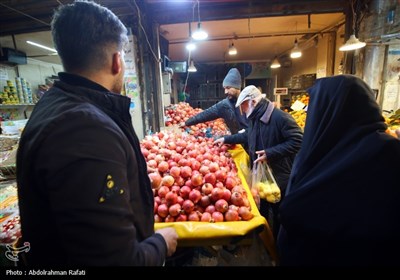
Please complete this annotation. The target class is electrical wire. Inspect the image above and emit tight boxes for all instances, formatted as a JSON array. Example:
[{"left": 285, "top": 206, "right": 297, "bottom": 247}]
[
  {"left": 130, "top": 0, "right": 161, "bottom": 62},
  {"left": 196, "top": 0, "right": 200, "bottom": 23},
  {"left": 0, "top": 3, "right": 50, "bottom": 27},
  {"left": 183, "top": 50, "right": 193, "bottom": 94},
  {"left": 182, "top": 0, "right": 198, "bottom": 94}
]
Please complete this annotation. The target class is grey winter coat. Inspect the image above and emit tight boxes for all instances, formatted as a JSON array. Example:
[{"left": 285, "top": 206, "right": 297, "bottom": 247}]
[{"left": 224, "top": 99, "right": 303, "bottom": 192}]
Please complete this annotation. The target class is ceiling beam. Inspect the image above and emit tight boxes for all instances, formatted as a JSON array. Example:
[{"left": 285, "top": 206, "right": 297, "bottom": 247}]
[
  {"left": 0, "top": 0, "right": 346, "bottom": 36},
  {"left": 147, "top": 0, "right": 347, "bottom": 25}
]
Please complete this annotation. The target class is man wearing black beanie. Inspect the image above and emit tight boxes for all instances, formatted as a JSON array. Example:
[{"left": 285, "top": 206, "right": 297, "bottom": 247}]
[{"left": 184, "top": 68, "right": 248, "bottom": 136}]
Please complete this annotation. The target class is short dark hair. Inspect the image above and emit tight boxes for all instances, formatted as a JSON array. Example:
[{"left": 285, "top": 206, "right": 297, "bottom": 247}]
[{"left": 51, "top": 0, "right": 128, "bottom": 72}]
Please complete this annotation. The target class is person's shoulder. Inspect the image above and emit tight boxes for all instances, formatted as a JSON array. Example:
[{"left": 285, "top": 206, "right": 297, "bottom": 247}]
[{"left": 218, "top": 98, "right": 235, "bottom": 107}]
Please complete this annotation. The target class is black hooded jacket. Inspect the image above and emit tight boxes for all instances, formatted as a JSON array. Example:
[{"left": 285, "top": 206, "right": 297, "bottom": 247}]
[
  {"left": 16, "top": 73, "right": 167, "bottom": 266},
  {"left": 278, "top": 75, "right": 400, "bottom": 266}
]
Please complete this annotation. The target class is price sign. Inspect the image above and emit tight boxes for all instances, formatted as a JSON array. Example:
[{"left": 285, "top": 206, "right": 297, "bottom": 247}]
[
  {"left": 274, "top": 87, "right": 288, "bottom": 95},
  {"left": 291, "top": 100, "right": 306, "bottom": 111}
]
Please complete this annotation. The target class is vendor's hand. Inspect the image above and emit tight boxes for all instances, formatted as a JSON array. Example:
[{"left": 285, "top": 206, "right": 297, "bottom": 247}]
[
  {"left": 178, "top": 122, "right": 186, "bottom": 128},
  {"left": 213, "top": 137, "right": 225, "bottom": 146},
  {"left": 254, "top": 150, "right": 267, "bottom": 164},
  {"left": 156, "top": 227, "right": 178, "bottom": 257}
]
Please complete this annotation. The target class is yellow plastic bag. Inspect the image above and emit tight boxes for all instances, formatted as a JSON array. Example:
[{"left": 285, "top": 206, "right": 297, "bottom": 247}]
[{"left": 252, "top": 162, "right": 281, "bottom": 204}]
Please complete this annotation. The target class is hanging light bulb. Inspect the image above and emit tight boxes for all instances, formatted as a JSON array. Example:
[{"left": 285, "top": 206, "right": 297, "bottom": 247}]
[
  {"left": 186, "top": 40, "right": 196, "bottom": 51},
  {"left": 191, "top": 1, "right": 208, "bottom": 40},
  {"left": 192, "top": 22, "right": 208, "bottom": 40},
  {"left": 270, "top": 56, "right": 281, "bottom": 68},
  {"left": 228, "top": 42, "right": 237, "bottom": 55},
  {"left": 339, "top": 1, "right": 366, "bottom": 51},
  {"left": 188, "top": 60, "right": 197, "bottom": 72},
  {"left": 290, "top": 38, "right": 302, "bottom": 58},
  {"left": 339, "top": 34, "right": 366, "bottom": 51}
]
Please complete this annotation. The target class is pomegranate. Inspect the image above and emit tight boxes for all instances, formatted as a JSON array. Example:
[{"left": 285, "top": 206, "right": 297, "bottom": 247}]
[
  {"left": 161, "top": 175, "right": 174, "bottom": 187},
  {"left": 177, "top": 196, "right": 184, "bottom": 206},
  {"left": 188, "top": 211, "right": 200, "bottom": 221},
  {"left": 205, "top": 205, "right": 216, "bottom": 214},
  {"left": 168, "top": 203, "right": 182, "bottom": 217},
  {"left": 199, "top": 195, "right": 211, "bottom": 208},
  {"left": 201, "top": 212, "right": 212, "bottom": 222},
  {"left": 169, "top": 166, "right": 181, "bottom": 178},
  {"left": 225, "top": 176, "right": 236, "bottom": 190},
  {"left": 176, "top": 213, "right": 187, "bottom": 222},
  {"left": 225, "top": 209, "right": 240, "bottom": 221},
  {"left": 212, "top": 211, "right": 224, "bottom": 222},
  {"left": 148, "top": 172, "right": 162, "bottom": 189},
  {"left": 180, "top": 166, "right": 192, "bottom": 178},
  {"left": 178, "top": 158, "right": 190, "bottom": 167},
  {"left": 215, "top": 199, "right": 229, "bottom": 213},
  {"left": 164, "top": 215, "right": 175, "bottom": 223},
  {"left": 199, "top": 165, "right": 209, "bottom": 175},
  {"left": 170, "top": 185, "right": 180, "bottom": 192},
  {"left": 174, "top": 176, "right": 185, "bottom": 186},
  {"left": 154, "top": 154, "right": 164, "bottom": 163},
  {"left": 201, "top": 183, "right": 213, "bottom": 195},
  {"left": 204, "top": 173, "right": 216, "bottom": 185},
  {"left": 167, "top": 142, "right": 176, "bottom": 150},
  {"left": 209, "top": 162, "right": 220, "bottom": 172},
  {"left": 147, "top": 159, "right": 158, "bottom": 169},
  {"left": 211, "top": 187, "right": 224, "bottom": 202},
  {"left": 165, "top": 191, "right": 178, "bottom": 206},
  {"left": 157, "top": 186, "right": 169, "bottom": 198},
  {"left": 191, "top": 160, "right": 201, "bottom": 171},
  {"left": 154, "top": 201, "right": 158, "bottom": 214},
  {"left": 168, "top": 160, "right": 178, "bottom": 169},
  {"left": 238, "top": 206, "right": 254, "bottom": 221},
  {"left": 189, "top": 189, "right": 201, "bottom": 204},
  {"left": 222, "top": 189, "right": 232, "bottom": 202},
  {"left": 179, "top": 185, "right": 191, "bottom": 199},
  {"left": 141, "top": 148, "right": 150, "bottom": 158},
  {"left": 157, "top": 204, "right": 169, "bottom": 218},
  {"left": 230, "top": 191, "right": 244, "bottom": 207},
  {"left": 215, "top": 170, "right": 227, "bottom": 182},
  {"left": 191, "top": 173, "right": 203, "bottom": 187},
  {"left": 182, "top": 199, "right": 195, "bottom": 214},
  {"left": 154, "top": 214, "right": 163, "bottom": 223}
]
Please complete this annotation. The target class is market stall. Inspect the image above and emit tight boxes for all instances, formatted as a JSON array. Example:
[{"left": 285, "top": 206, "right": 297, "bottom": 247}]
[
  {"left": 154, "top": 144, "right": 276, "bottom": 261},
  {"left": 147, "top": 101, "right": 278, "bottom": 263}
]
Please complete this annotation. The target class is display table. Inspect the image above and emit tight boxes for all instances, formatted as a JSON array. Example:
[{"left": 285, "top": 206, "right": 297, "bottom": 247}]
[{"left": 155, "top": 145, "right": 278, "bottom": 262}]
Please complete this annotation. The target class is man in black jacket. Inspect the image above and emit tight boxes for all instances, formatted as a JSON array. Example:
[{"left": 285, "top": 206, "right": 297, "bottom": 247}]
[
  {"left": 16, "top": 0, "right": 177, "bottom": 266},
  {"left": 184, "top": 68, "right": 248, "bottom": 135}
]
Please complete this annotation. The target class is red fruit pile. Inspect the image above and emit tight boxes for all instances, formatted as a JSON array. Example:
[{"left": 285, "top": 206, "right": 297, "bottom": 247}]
[{"left": 140, "top": 130, "right": 254, "bottom": 223}]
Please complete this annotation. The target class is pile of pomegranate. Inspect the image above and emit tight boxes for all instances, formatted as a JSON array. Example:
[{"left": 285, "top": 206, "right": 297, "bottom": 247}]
[
  {"left": 164, "top": 102, "right": 228, "bottom": 138},
  {"left": 141, "top": 130, "right": 254, "bottom": 223}
]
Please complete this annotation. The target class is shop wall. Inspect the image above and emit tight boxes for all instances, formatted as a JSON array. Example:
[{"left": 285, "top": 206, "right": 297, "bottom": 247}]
[
  {"left": 0, "top": 60, "right": 62, "bottom": 120},
  {"left": 334, "top": 24, "right": 345, "bottom": 75},
  {"left": 19, "top": 58, "right": 62, "bottom": 90},
  {"left": 0, "top": 65, "right": 18, "bottom": 90},
  {"left": 316, "top": 32, "right": 337, "bottom": 78},
  {"left": 382, "top": 45, "right": 400, "bottom": 112},
  {"left": 0, "top": 59, "right": 62, "bottom": 96},
  {"left": 278, "top": 47, "right": 318, "bottom": 88}
]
